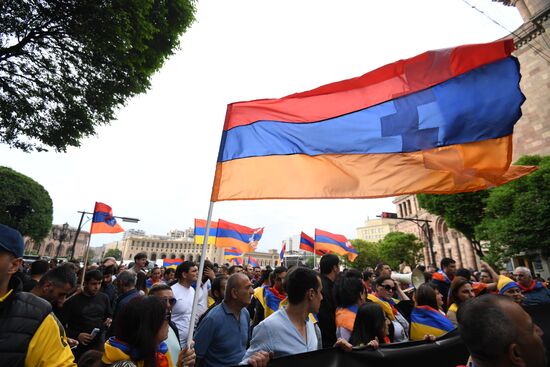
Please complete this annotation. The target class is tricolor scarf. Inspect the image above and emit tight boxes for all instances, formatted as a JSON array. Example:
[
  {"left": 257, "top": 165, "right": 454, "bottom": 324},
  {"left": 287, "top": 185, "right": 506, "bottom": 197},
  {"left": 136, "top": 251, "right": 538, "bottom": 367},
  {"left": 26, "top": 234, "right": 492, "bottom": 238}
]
[
  {"left": 102, "top": 337, "right": 172, "bottom": 367},
  {"left": 431, "top": 270, "right": 452, "bottom": 284},
  {"left": 410, "top": 305, "right": 455, "bottom": 341},
  {"left": 367, "top": 293, "right": 399, "bottom": 320},
  {"left": 255, "top": 285, "right": 287, "bottom": 318},
  {"left": 517, "top": 280, "right": 546, "bottom": 293},
  {"left": 335, "top": 305, "right": 359, "bottom": 332}
]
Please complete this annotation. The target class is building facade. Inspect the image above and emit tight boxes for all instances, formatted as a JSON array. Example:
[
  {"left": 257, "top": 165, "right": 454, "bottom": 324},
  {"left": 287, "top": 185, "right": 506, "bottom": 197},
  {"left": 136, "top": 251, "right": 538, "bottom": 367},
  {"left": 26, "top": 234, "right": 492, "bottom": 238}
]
[
  {"left": 356, "top": 217, "right": 398, "bottom": 242},
  {"left": 392, "top": 195, "right": 478, "bottom": 270},
  {"left": 24, "top": 224, "right": 90, "bottom": 260}
]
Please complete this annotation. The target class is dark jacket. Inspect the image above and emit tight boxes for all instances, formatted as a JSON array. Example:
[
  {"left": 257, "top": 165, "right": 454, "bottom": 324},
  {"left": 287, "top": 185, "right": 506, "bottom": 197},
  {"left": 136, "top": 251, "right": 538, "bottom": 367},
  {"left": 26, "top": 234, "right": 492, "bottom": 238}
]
[
  {"left": 0, "top": 276, "right": 52, "bottom": 367},
  {"left": 318, "top": 274, "right": 337, "bottom": 348},
  {"left": 523, "top": 284, "right": 550, "bottom": 306}
]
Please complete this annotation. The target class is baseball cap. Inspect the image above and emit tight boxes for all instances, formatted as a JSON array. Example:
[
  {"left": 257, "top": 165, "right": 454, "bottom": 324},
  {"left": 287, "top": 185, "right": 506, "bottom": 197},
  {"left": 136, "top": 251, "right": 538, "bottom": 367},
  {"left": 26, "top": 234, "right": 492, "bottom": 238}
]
[{"left": 0, "top": 224, "right": 24, "bottom": 258}]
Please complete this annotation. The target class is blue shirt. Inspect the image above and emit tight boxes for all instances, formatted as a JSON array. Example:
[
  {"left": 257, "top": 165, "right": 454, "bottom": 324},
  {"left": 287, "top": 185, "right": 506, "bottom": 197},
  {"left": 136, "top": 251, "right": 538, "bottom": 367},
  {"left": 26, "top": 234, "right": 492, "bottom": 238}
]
[
  {"left": 241, "top": 308, "right": 318, "bottom": 364},
  {"left": 194, "top": 301, "right": 251, "bottom": 367}
]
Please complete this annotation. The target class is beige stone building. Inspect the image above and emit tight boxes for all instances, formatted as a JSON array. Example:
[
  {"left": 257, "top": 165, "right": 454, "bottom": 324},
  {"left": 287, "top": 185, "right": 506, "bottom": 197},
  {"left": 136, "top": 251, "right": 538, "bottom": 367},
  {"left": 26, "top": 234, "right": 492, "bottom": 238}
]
[
  {"left": 496, "top": 0, "right": 550, "bottom": 160},
  {"left": 24, "top": 224, "right": 89, "bottom": 260},
  {"left": 228, "top": 249, "right": 280, "bottom": 268},
  {"left": 392, "top": 196, "right": 478, "bottom": 270},
  {"left": 356, "top": 217, "right": 398, "bottom": 242}
]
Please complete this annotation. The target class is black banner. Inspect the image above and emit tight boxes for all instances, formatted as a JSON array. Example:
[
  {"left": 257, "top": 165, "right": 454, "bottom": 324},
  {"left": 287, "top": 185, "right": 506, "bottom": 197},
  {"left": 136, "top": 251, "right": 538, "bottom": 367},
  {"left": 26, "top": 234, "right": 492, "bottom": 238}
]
[{"left": 264, "top": 304, "right": 550, "bottom": 367}]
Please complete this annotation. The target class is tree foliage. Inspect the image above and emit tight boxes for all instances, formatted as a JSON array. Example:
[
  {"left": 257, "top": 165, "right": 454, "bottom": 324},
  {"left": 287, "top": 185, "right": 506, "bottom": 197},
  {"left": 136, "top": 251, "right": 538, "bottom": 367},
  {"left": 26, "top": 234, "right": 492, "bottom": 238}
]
[
  {"left": 0, "top": 166, "right": 53, "bottom": 242},
  {"left": 476, "top": 155, "right": 550, "bottom": 260},
  {"left": 347, "top": 239, "right": 380, "bottom": 270},
  {"left": 417, "top": 191, "right": 488, "bottom": 257},
  {"left": 377, "top": 232, "right": 424, "bottom": 270},
  {"left": 104, "top": 248, "right": 123, "bottom": 261},
  {"left": 0, "top": 0, "right": 196, "bottom": 151}
]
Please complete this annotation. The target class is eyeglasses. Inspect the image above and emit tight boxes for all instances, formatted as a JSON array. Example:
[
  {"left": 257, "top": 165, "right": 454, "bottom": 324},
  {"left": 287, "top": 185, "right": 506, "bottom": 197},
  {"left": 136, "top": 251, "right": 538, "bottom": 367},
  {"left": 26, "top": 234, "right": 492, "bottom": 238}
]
[
  {"left": 160, "top": 297, "right": 177, "bottom": 306},
  {"left": 382, "top": 284, "right": 396, "bottom": 292}
]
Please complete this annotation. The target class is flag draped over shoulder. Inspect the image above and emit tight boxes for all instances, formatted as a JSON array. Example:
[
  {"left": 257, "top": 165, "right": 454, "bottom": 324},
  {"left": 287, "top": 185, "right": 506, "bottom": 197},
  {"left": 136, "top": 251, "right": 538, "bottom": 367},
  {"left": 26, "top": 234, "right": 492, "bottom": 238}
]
[
  {"left": 315, "top": 229, "right": 358, "bottom": 261},
  {"left": 216, "top": 219, "right": 263, "bottom": 253},
  {"left": 211, "top": 39, "right": 536, "bottom": 201},
  {"left": 410, "top": 305, "right": 455, "bottom": 341},
  {"left": 300, "top": 232, "right": 326, "bottom": 256},
  {"left": 90, "top": 202, "right": 124, "bottom": 234},
  {"left": 194, "top": 219, "right": 218, "bottom": 245}
]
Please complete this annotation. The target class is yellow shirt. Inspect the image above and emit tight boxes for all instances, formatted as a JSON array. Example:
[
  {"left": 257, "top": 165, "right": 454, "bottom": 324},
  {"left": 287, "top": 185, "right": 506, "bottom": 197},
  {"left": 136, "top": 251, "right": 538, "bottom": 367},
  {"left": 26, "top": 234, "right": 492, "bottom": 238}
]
[{"left": 0, "top": 290, "right": 76, "bottom": 367}]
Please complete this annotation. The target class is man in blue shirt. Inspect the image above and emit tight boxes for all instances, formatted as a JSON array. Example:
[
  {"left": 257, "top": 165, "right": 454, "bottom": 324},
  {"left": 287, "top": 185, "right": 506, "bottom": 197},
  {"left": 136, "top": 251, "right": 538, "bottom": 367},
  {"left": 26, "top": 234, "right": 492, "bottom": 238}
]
[{"left": 194, "top": 273, "right": 269, "bottom": 367}]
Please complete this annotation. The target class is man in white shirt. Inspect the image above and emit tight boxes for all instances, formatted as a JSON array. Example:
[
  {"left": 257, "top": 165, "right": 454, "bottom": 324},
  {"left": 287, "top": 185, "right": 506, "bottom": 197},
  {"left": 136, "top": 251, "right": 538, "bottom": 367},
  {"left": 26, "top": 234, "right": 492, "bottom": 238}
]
[{"left": 171, "top": 261, "right": 198, "bottom": 348}]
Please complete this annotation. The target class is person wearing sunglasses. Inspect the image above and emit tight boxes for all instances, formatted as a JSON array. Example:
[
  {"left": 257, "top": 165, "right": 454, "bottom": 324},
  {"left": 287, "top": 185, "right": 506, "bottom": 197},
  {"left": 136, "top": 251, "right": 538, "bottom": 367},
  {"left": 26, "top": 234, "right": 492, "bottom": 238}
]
[
  {"left": 367, "top": 276, "right": 410, "bottom": 342},
  {"left": 149, "top": 284, "right": 181, "bottom": 367}
]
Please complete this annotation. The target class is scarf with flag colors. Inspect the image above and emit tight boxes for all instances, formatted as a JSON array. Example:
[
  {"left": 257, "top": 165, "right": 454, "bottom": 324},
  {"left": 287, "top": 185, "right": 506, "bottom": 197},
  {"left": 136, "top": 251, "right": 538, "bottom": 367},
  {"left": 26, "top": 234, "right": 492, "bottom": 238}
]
[
  {"left": 163, "top": 258, "right": 183, "bottom": 269},
  {"left": 215, "top": 219, "right": 263, "bottom": 253},
  {"left": 367, "top": 293, "right": 399, "bottom": 321},
  {"left": 90, "top": 202, "right": 124, "bottom": 234},
  {"left": 255, "top": 285, "right": 288, "bottom": 318},
  {"left": 315, "top": 229, "right": 358, "bottom": 261},
  {"left": 194, "top": 219, "right": 218, "bottom": 245},
  {"left": 211, "top": 39, "right": 535, "bottom": 202},
  {"left": 300, "top": 232, "right": 326, "bottom": 256},
  {"left": 102, "top": 337, "right": 172, "bottom": 367},
  {"left": 410, "top": 305, "right": 455, "bottom": 341},
  {"left": 517, "top": 279, "right": 547, "bottom": 293},
  {"left": 335, "top": 305, "right": 359, "bottom": 332}
]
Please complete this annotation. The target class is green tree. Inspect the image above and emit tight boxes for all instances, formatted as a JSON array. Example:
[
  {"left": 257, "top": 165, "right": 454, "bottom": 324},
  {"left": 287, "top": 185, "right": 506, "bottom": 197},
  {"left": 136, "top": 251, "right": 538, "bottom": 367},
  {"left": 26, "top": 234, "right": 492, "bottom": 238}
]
[
  {"left": 476, "top": 155, "right": 550, "bottom": 261},
  {"left": 104, "top": 248, "right": 123, "bottom": 261},
  {"left": 0, "top": 1, "right": 196, "bottom": 151},
  {"left": 346, "top": 239, "right": 380, "bottom": 270},
  {"left": 0, "top": 166, "right": 53, "bottom": 242},
  {"left": 417, "top": 191, "right": 488, "bottom": 257},
  {"left": 377, "top": 232, "right": 424, "bottom": 270}
]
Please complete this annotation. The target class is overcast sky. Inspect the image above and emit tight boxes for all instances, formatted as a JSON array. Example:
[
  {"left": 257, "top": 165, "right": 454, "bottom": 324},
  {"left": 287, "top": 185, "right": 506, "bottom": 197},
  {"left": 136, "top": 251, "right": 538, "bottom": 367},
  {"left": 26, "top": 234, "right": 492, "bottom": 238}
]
[{"left": 1, "top": 0, "right": 522, "bottom": 252}]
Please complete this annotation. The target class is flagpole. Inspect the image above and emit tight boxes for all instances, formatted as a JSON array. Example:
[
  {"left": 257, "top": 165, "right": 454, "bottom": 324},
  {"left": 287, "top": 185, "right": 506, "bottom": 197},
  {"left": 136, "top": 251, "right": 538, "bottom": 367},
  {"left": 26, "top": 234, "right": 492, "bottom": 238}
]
[
  {"left": 187, "top": 201, "right": 214, "bottom": 348},
  {"left": 80, "top": 233, "right": 93, "bottom": 288}
]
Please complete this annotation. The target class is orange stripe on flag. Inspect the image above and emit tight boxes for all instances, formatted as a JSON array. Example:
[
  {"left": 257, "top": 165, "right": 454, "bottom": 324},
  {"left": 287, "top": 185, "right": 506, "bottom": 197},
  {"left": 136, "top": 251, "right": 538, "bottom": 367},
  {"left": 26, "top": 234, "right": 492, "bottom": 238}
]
[{"left": 211, "top": 136, "right": 536, "bottom": 201}]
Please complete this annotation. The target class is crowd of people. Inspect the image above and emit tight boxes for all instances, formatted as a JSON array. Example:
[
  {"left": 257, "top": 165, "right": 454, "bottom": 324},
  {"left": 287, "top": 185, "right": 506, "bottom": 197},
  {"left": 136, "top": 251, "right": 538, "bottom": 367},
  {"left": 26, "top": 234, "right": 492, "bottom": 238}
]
[{"left": 0, "top": 223, "right": 548, "bottom": 367}]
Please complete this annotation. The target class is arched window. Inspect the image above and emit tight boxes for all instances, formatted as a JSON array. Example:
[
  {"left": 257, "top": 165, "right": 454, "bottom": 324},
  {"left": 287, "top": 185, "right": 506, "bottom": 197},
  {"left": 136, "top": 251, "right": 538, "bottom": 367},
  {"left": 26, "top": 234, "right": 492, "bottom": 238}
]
[
  {"left": 188, "top": 254, "right": 193, "bottom": 262},
  {"left": 151, "top": 253, "right": 157, "bottom": 261},
  {"left": 179, "top": 254, "right": 185, "bottom": 260},
  {"left": 161, "top": 253, "right": 167, "bottom": 259},
  {"left": 170, "top": 254, "right": 176, "bottom": 259}
]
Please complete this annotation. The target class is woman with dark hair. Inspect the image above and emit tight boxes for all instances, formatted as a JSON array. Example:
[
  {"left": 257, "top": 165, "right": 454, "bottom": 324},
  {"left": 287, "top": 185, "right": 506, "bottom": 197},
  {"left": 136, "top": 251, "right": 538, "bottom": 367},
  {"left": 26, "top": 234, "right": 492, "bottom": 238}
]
[
  {"left": 135, "top": 272, "right": 148, "bottom": 295},
  {"left": 334, "top": 274, "right": 366, "bottom": 341},
  {"left": 410, "top": 283, "right": 454, "bottom": 341},
  {"left": 446, "top": 276, "right": 475, "bottom": 326},
  {"left": 367, "top": 276, "right": 410, "bottom": 342},
  {"left": 102, "top": 296, "right": 195, "bottom": 367},
  {"left": 350, "top": 303, "right": 390, "bottom": 348}
]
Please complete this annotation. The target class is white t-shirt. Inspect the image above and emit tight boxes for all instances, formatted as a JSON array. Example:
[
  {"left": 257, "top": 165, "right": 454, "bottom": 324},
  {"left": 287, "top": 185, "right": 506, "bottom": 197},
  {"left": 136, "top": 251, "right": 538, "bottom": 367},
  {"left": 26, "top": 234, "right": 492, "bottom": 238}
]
[
  {"left": 195, "top": 279, "right": 211, "bottom": 319},
  {"left": 171, "top": 282, "right": 195, "bottom": 348}
]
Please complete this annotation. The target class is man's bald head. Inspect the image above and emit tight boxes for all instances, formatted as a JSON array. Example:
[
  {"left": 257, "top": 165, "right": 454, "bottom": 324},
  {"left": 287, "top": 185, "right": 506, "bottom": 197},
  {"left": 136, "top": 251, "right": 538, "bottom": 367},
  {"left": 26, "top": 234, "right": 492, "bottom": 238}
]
[
  {"left": 458, "top": 294, "right": 546, "bottom": 367},
  {"left": 224, "top": 273, "right": 253, "bottom": 307}
]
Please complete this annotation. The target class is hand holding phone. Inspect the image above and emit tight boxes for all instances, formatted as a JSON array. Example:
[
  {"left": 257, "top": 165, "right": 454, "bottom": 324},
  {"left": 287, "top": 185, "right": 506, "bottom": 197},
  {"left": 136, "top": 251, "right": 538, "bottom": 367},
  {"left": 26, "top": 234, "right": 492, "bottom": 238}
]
[{"left": 90, "top": 328, "right": 100, "bottom": 339}]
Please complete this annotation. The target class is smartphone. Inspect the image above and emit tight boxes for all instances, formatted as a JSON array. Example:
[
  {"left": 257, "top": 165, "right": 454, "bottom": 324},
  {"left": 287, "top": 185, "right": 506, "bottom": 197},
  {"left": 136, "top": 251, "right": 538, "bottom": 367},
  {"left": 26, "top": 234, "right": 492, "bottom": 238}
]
[{"left": 90, "top": 328, "right": 100, "bottom": 339}]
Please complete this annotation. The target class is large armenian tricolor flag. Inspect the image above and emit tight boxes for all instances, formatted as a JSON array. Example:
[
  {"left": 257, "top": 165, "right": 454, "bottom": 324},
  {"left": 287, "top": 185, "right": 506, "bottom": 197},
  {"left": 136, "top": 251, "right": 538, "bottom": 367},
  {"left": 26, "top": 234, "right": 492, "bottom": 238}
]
[
  {"left": 90, "top": 202, "right": 124, "bottom": 234},
  {"left": 163, "top": 258, "right": 183, "bottom": 269},
  {"left": 315, "top": 229, "right": 358, "bottom": 261},
  {"left": 194, "top": 219, "right": 218, "bottom": 245},
  {"left": 211, "top": 39, "right": 535, "bottom": 201},
  {"left": 216, "top": 219, "right": 263, "bottom": 253}
]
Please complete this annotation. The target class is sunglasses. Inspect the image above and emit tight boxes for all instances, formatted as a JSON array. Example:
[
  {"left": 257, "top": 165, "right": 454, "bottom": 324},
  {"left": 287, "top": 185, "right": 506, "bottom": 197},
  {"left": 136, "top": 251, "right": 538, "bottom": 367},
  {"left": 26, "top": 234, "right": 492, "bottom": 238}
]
[
  {"left": 382, "top": 284, "right": 396, "bottom": 292},
  {"left": 160, "top": 297, "right": 177, "bottom": 306}
]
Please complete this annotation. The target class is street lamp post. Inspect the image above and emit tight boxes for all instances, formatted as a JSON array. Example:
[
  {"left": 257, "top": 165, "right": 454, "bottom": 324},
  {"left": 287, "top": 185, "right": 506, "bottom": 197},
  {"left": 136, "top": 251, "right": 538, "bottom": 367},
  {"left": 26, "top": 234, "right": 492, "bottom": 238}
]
[
  {"left": 70, "top": 210, "right": 140, "bottom": 261},
  {"left": 378, "top": 212, "right": 436, "bottom": 267},
  {"left": 53, "top": 222, "right": 71, "bottom": 259}
]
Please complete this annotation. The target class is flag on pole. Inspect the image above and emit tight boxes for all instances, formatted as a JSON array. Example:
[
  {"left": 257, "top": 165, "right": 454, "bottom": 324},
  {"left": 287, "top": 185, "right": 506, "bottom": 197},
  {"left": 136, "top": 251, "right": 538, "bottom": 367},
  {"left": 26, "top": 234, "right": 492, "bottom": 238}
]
[
  {"left": 216, "top": 219, "right": 263, "bottom": 253},
  {"left": 90, "top": 202, "right": 124, "bottom": 234},
  {"left": 194, "top": 219, "right": 218, "bottom": 245},
  {"left": 248, "top": 256, "right": 259, "bottom": 267},
  {"left": 211, "top": 39, "right": 536, "bottom": 202},
  {"left": 300, "top": 231, "right": 327, "bottom": 256},
  {"left": 163, "top": 258, "right": 183, "bottom": 269},
  {"left": 232, "top": 257, "right": 244, "bottom": 266},
  {"left": 279, "top": 241, "right": 286, "bottom": 264},
  {"left": 224, "top": 247, "right": 242, "bottom": 259},
  {"left": 315, "top": 229, "right": 358, "bottom": 262}
]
